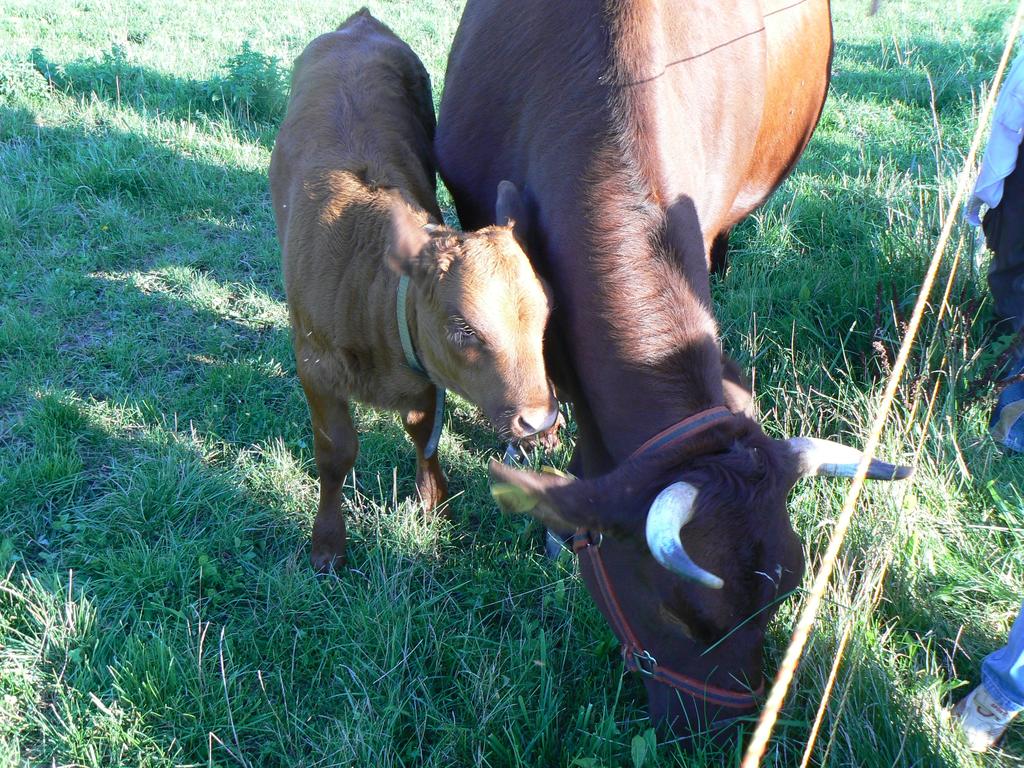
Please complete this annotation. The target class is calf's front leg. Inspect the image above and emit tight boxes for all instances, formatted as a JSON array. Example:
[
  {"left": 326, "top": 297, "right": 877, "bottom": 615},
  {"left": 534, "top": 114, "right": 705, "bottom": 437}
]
[
  {"left": 302, "top": 381, "right": 359, "bottom": 572},
  {"left": 401, "top": 386, "right": 448, "bottom": 513}
]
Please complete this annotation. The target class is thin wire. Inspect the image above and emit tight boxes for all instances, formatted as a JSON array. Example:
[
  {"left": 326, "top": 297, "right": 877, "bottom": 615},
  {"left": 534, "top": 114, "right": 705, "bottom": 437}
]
[
  {"left": 801, "top": 545, "right": 898, "bottom": 764},
  {"left": 817, "top": 563, "right": 890, "bottom": 767},
  {"left": 800, "top": 291, "right": 952, "bottom": 765},
  {"left": 797, "top": 619, "right": 852, "bottom": 768},
  {"left": 739, "top": 6, "right": 1024, "bottom": 765},
  {"left": 801, "top": 161, "right": 966, "bottom": 760}
]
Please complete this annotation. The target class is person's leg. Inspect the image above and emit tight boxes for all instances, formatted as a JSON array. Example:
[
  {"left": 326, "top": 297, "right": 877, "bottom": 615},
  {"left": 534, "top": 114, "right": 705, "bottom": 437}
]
[
  {"left": 990, "top": 356, "right": 1024, "bottom": 452},
  {"left": 985, "top": 144, "right": 1024, "bottom": 331},
  {"left": 982, "top": 600, "right": 1024, "bottom": 713},
  {"left": 954, "top": 601, "right": 1024, "bottom": 752},
  {"left": 985, "top": 143, "right": 1024, "bottom": 451}
]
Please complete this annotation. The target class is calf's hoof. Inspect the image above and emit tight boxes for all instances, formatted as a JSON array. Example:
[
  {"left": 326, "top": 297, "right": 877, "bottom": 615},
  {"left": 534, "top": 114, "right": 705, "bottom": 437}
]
[
  {"left": 415, "top": 473, "right": 448, "bottom": 515},
  {"left": 310, "top": 519, "right": 346, "bottom": 572},
  {"left": 419, "top": 490, "right": 450, "bottom": 517},
  {"left": 310, "top": 547, "right": 346, "bottom": 573}
]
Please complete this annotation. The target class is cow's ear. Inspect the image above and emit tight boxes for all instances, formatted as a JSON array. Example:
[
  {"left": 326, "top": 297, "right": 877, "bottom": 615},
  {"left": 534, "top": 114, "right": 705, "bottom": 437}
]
[
  {"left": 386, "top": 199, "right": 434, "bottom": 279},
  {"left": 490, "top": 459, "right": 646, "bottom": 538},
  {"left": 489, "top": 460, "right": 581, "bottom": 531},
  {"left": 495, "top": 180, "right": 529, "bottom": 244}
]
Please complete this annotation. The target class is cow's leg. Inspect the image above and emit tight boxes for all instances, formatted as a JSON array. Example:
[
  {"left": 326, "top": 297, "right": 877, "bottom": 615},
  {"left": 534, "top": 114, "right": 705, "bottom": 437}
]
[
  {"left": 710, "top": 229, "right": 731, "bottom": 275},
  {"left": 401, "top": 386, "right": 448, "bottom": 513},
  {"left": 303, "top": 381, "right": 359, "bottom": 572}
]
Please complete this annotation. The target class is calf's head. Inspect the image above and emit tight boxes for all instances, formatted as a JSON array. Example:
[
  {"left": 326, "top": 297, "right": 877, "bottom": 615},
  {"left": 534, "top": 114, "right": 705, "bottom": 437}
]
[
  {"left": 388, "top": 181, "right": 556, "bottom": 439},
  {"left": 490, "top": 417, "right": 911, "bottom": 740}
]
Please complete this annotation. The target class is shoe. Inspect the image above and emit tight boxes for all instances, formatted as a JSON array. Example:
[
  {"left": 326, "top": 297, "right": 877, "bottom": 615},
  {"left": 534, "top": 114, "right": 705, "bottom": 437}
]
[
  {"left": 990, "top": 354, "right": 1024, "bottom": 453},
  {"left": 952, "top": 683, "right": 1019, "bottom": 752}
]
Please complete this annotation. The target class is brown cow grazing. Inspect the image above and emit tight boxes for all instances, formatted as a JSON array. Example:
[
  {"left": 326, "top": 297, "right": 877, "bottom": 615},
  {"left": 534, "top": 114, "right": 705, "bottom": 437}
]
[
  {"left": 271, "top": 10, "right": 557, "bottom": 571},
  {"left": 437, "top": 0, "right": 910, "bottom": 740}
]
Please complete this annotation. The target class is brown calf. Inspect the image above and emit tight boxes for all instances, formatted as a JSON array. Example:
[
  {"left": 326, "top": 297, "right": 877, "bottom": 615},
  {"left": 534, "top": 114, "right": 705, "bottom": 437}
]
[{"left": 270, "top": 10, "right": 556, "bottom": 571}]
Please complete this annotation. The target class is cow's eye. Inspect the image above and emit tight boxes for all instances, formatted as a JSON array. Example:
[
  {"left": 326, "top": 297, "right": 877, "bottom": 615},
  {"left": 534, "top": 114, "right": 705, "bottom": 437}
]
[{"left": 447, "top": 316, "right": 480, "bottom": 347}]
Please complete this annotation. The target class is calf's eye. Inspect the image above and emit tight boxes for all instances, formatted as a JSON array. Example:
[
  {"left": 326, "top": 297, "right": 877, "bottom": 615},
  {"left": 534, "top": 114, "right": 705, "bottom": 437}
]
[{"left": 447, "top": 316, "right": 480, "bottom": 347}]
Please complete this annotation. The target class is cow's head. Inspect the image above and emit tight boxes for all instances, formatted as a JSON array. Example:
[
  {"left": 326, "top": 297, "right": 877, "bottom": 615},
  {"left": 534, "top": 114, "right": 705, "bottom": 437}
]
[
  {"left": 388, "top": 181, "right": 557, "bottom": 440},
  {"left": 490, "top": 416, "right": 910, "bottom": 739}
]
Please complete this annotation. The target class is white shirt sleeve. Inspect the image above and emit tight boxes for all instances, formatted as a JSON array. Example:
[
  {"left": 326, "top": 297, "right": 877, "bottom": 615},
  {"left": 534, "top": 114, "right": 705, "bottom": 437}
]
[{"left": 967, "top": 48, "right": 1024, "bottom": 226}]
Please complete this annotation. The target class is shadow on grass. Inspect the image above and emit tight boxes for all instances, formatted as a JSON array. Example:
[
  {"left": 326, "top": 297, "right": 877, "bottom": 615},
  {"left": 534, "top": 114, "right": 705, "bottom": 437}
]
[
  {"left": 1, "top": 379, "right": 621, "bottom": 766},
  {"left": 832, "top": 33, "right": 1004, "bottom": 113},
  {"left": 823, "top": 639, "right": 963, "bottom": 764},
  {"left": 0, "top": 103, "right": 278, "bottom": 286},
  {"left": 29, "top": 44, "right": 287, "bottom": 148},
  {"left": 1, "top": 102, "right": 525, "bottom": 546},
  {"left": 0, "top": 385, "right": 526, "bottom": 765}
]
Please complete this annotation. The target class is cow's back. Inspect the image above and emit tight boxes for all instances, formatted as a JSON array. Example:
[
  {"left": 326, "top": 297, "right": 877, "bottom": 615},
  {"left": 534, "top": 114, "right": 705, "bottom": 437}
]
[
  {"left": 436, "top": 0, "right": 831, "bottom": 266},
  {"left": 726, "top": 1, "right": 833, "bottom": 224},
  {"left": 436, "top": 0, "right": 833, "bottom": 457},
  {"left": 436, "top": 0, "right": 606, "bottom": 243}
]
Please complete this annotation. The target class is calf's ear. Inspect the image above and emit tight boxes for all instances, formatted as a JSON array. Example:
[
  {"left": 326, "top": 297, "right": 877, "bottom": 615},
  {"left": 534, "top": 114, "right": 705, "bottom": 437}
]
[
  {"left": 721, "top": 353, "right": 754, "bottom": 417},
  {"left": 386, "top": 199, "right": 433, "bottom": 278},
  {"left": 495, "top": 180, "right": 529, "bottom": 244}
]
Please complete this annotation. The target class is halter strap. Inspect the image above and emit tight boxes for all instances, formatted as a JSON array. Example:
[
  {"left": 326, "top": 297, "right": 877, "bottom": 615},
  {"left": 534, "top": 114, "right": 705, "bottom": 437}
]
[
  {"left": 397, "top": 275, "right": 446, "bottom": 459},
  {"left": 630, "top": 405, "right": 733, "bottom": 460},
  {"left": 577, "top": 405, "right": 762, "bottom": 710},
  {"left": 573, "top": 531, "right": 763, "bottom": 710}
]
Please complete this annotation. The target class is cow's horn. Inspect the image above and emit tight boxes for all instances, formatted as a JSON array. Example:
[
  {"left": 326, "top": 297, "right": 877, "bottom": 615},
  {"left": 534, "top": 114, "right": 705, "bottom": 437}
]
[
  {"left": 787, "top": 436, "right": 912, "bottom": 480},
  {"left": 645, "top": 482, "right": 724, "bottom": 589}
]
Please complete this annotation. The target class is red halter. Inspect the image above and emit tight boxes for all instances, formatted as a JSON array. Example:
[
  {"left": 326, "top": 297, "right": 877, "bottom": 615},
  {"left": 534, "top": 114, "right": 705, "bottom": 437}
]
[{"left": 575, "top": 405, "right": 763, "bottom": 710}]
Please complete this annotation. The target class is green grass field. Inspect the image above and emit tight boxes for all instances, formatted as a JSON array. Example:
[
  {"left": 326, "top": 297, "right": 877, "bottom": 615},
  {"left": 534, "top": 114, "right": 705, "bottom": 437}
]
[{"left": 2, "top": 0, "right": 1023, "bottom": 765}]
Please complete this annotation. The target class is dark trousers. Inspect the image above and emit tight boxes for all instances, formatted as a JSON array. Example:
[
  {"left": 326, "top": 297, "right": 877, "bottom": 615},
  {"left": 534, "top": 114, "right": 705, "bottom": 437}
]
[{"left": 984, "top": 142, "right": 1024, "bottom": 332}]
